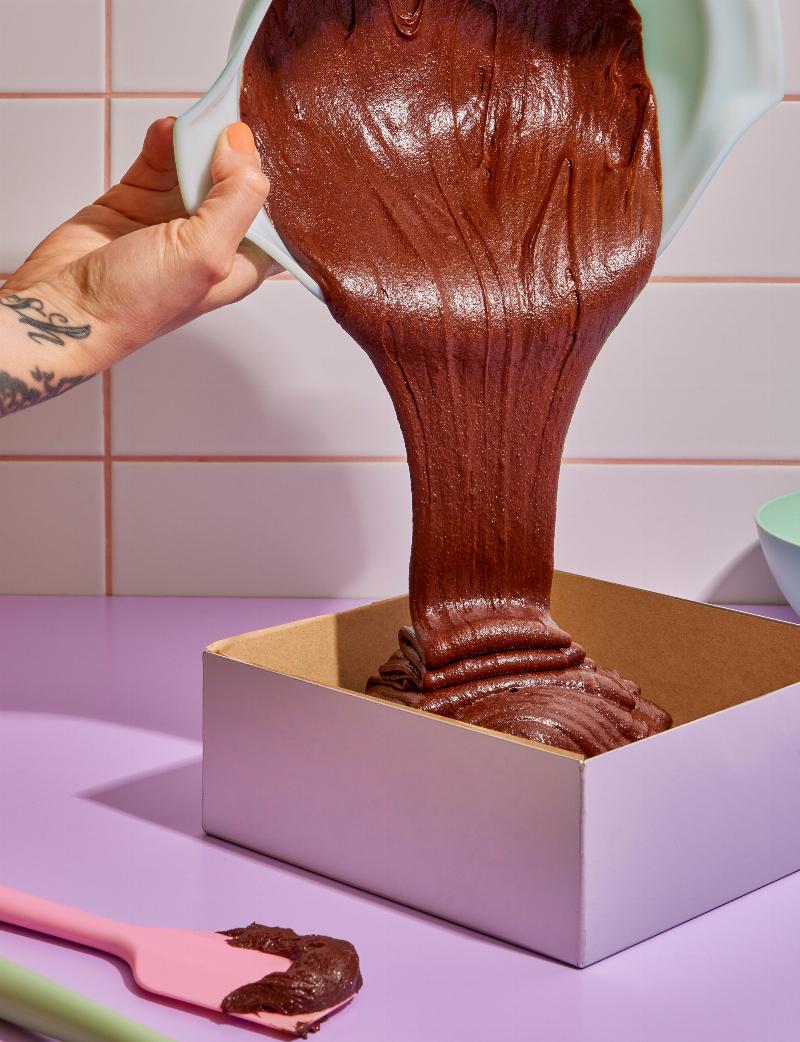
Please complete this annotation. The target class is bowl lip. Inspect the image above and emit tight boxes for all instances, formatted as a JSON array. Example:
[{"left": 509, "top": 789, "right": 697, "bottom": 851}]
[
  {"left": 756, "top": 491, "right": 800, "bottom": 548},
  {"left": 173, "top": 0, "right": 326, "bottom": 297}
]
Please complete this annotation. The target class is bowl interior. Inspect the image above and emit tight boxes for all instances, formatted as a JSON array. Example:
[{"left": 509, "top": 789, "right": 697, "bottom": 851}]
[
  {"left": 634, "top": 0, "right": 707, "bottom": 242},
  {"left": 634, "top": 0, "right": 783, "bottom": 252},
  {"left": 757, "top": 493, "right": 800, "bottom": 548}
]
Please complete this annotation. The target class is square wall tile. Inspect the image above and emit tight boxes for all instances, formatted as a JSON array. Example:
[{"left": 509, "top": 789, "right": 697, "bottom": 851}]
[
  {"left": 113, "top": 280, "right": 800, "bottom": 462},
  {"left": 0, "top": 376, "right": 103, "bottom": 455},
  {"left": 0, "top": 100, "right": 104, "bottom": 272},
  {"left": 0, "top": 462, "right": 104, "bottom": 593},
  {"left": 555, "top": 464, "right": 800, "bottom": 603},
  {"left": 112, "top": 462, "right": 411, "bottom": 596},
  {"left": 654, "top": 103, "right": 798, "bottom": 277},
  {"left": 566, "top": 283, "right": 800, "bottom": 460},
  {"left": 0, "top": 0, "right": 104, "bottom": 92},
  {"left": 113, "top": 460, "right": 797, "bottom": 602},
  {"left": 112, "top": 281, "right": 404, "bottom": 456},
  {"left": 111, "top": 0, "right": 242, "bottom": 92},
  {"left": 110, "top": 98, "right": 194, "bottom": 185},
  {"left": 780, "top": 0, "right": 800, "bottom": 94}
]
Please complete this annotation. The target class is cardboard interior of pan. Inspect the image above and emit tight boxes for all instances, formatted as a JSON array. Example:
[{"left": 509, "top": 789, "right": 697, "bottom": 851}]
[{"left": 209, "top": 571, "right": 800, "bottom": 747}]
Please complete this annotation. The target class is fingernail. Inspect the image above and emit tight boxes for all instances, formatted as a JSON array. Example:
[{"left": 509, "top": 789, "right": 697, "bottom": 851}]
[{"left": 227, "top": 121, "right": 255, "bottom": 153}]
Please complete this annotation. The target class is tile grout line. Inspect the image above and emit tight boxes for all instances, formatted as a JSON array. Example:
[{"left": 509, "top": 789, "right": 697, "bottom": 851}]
[
  {"left": 2, "top": 272, "right": 800, "bottom": 286},
  {"left": 12, "top": 91, "right": 800, "bottom": 103},
  {"left": 649, "top": 276, "right": 800, "bottom": 285},
  {"left": 2, "top": 455, "right": 800, "bottom": 467},
  {"left": 103, "top": 0, "right": 113, "bottom": 597},
  {"left": 4, "top": 89, "right": 797, "bottom": 101},
  {"left": 0, "top": 456, "right": 105, "bottom": 463},
  {"left": 103, "top": 3, "right": 112, "bottom": 190},
  {"left": 291, "top": 274, "right": 800, "bottom": 286},
  {"left": 103, "top": 373, "right": 113, "bottom": 595},
  {"left": 0, "top": 92, "right": 203, "bottom": 100},
  {"left": 561, "top": 458, "right": 800, "bottom": 467},
  {"left": 111, "top": 455, "right": 410, "bottom": 463}
]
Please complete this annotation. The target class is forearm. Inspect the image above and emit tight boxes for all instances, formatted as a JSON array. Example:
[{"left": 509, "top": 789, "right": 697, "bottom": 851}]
[
  {"left": 0, "top": 118, "right": 274, "bottom": 421},
  {"left": 0, "top": 286, "right": 96, "bottom": 418}
]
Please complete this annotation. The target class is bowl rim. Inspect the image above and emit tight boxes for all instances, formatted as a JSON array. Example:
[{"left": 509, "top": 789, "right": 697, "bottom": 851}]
[{"left": 756, "top": 491, "right": 800, "bottom": 548}]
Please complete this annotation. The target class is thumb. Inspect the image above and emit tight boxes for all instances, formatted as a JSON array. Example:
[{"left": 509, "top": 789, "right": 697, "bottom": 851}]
[{"left": 183, "top": 122, "right": 270, "bottom": 281}]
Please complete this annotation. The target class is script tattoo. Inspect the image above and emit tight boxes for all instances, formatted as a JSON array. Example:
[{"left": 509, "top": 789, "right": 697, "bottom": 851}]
[
  {"left": 0, "top": 367, "right": 89, "bottom": 417},
  {"left": 0, "top": 294, "right": 91, "bottom": 346}
]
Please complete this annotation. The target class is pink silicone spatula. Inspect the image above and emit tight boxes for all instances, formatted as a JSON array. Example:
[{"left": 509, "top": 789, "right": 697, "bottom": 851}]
[{"left": 0, "top": 885, "right": 352, "bottom": 1036}]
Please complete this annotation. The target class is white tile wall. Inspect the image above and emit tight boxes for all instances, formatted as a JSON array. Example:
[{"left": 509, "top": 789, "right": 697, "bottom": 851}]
[
  {"left": 654, "top": 104, "right": 800, "bottom": 278},
  {"left": 112, "top": 281, "right": 404, "bottom": 457},
  {"left": 110, "top": 459, "right": 798, "bottom": 603},
  {"left": 0, "top": 463, "right": 104, "bottom": 594},
  {"left": 0, "top": 0, "right": 105, "bottom": 93},
  {"left": 0, "top": 100, "right": 104, "bottom": 272},
  {"left": 567, "top": 283, "right": 800, "bottom": 460},
  {"left": 110, "top": 280, "right": 800, "bottom": 461},
  {"left": 112, "top": 462, "right": 412, "bottom": 596},
  {"left": 0, "top": 0, "right": 796, "bottom": 601},
  {"left": 780, "top": 0, "right": 800, "bottom": 94},
  {"left": 109, "top": 98, "right": 194, "bottom": 185},
  {"left": 106, "top": 0, "right": 799, "bottom": 96},
  {"left": 555, "top": 464, "right": 800, "bottom": 603},
  {"left": 0, "top": 377, "right": 103, "bottom": 456},
  {"left": 111, "top": 0, "right": 242, "bottom": 93}
]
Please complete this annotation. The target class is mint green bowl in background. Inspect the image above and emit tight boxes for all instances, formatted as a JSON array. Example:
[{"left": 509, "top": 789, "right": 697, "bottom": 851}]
[{"left": 757, "top": 493, "right": 800, "bottom": 616}]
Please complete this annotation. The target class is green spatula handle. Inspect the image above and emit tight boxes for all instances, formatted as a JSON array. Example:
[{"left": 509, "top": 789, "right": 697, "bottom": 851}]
[{"left": 0, "top": 956, "right": 177, "bottom": 1042}]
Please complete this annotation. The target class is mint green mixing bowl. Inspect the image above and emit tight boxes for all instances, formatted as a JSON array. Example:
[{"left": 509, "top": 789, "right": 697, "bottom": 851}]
[
  {"left": 757, "top": 493, "right": 800, "bottom": 616},
  {"left": 175, "top": 0, "right": 784, "bottom": 299}
]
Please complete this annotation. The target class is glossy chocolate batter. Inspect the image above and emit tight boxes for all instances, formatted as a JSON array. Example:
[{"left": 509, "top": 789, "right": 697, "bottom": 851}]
[
  {"left": 220, "top": 923, "right": 362, "bottom": 1025},
  {"left": 242, "top": 0, "right": 672, "bottom": 755}
]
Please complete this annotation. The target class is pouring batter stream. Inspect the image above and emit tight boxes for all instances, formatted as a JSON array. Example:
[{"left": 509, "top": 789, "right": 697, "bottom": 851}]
[{"left": 241, "top": 0, "right": 672, "bottom": 755}]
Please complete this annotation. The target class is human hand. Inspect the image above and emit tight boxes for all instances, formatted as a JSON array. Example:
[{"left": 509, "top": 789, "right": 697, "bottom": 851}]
[{"left": 2, "top": 118, "right": 279, "bottom": 374}]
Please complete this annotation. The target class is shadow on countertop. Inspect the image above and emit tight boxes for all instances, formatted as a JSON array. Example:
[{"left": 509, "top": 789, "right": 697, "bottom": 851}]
[{"left": 79, "top": 757, "right": 536, "bottom": 965}]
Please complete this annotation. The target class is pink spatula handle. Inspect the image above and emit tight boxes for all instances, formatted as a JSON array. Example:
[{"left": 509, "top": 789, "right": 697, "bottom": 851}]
[{"left": 0, "top": 886, "right": 134, "bottom": 960}]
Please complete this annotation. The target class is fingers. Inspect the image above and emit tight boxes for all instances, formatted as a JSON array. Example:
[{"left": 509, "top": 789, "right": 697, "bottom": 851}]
[
  {"left": 120, "top": 117, "right": 180, "bottom": 191},
  {"left": 99, "top": 116, "right": 186, "bottom": 223},
  {"left": 100, "top": 183, "right": 188, "bottom": 226},
  {"left": 179, "top": 122, "right": 270, "bottom": 281},
  {"left": 70, "top": 120, "right": 276, "bottom": 355}
]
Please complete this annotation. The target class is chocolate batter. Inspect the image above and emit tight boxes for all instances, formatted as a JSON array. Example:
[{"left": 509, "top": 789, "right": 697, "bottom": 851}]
[
  {"left": 242, "top": 0, "right": 672, "bottom": 755},
  {"left": 220, "top": 923, "right": 362, "bottom": 1024}
]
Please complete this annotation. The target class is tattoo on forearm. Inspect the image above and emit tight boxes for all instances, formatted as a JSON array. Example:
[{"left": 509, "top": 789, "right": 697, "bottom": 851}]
[
  {"left": 0, "top": 294, "right": 91, "bottom": 346},
  {"left": 0, "top": 367, "right": 89, "bottom": 417}
]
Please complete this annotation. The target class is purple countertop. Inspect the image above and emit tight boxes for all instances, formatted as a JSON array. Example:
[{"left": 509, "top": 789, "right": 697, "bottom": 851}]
[{"left": 1, "top": 596, "right": 799, "bottom": 1042}]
